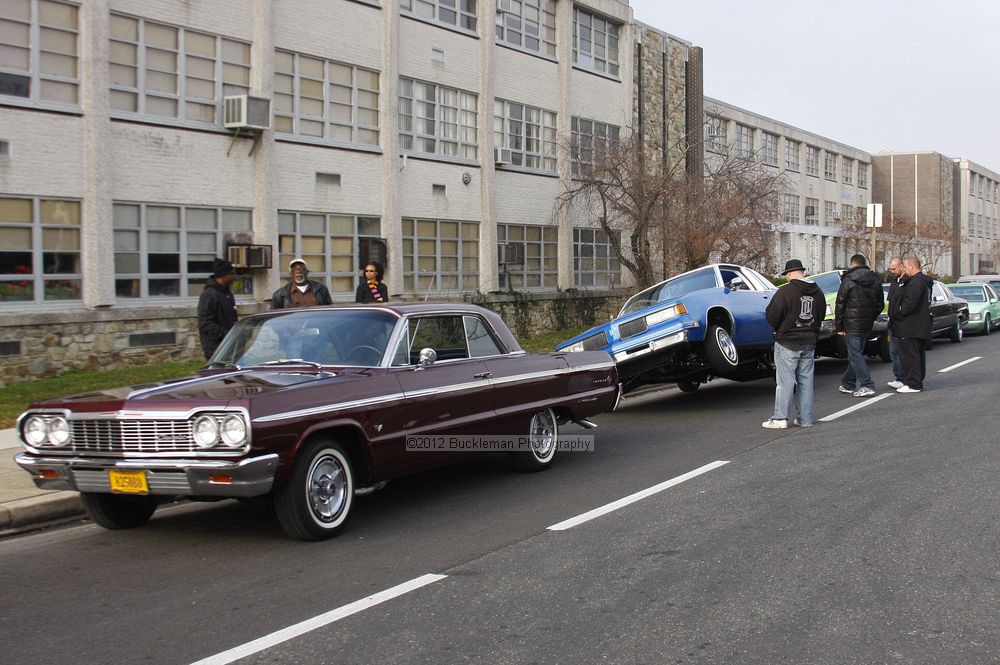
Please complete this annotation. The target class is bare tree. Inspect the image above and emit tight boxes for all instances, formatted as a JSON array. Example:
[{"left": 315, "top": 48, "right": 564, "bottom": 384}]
[
  {"left": 559, "top": 125, "right": 787, "bottom": 289},
  {"left": 840, "top": 212, "right": 956, "bottom": 276}
]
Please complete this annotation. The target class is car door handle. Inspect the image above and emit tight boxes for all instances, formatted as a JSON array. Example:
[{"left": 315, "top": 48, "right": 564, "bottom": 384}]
[{"left": 474, "top": 371, "right": 492, "bottom": 379}]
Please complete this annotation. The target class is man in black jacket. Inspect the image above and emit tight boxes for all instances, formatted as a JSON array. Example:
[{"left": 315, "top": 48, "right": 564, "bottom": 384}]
[
  {"left": 885, "top": 256, "right": 905, "bottom": 388},
  {"left": 891, "top": 256, "right": 933, "bottom": 393},
  {"left": 763, "top": 259, "right": 826, "bottom": 429},
  {"left": 197, "top": 257, "right": 238, "bottom": 359},
  {"left": 835, "top": 254, "right": 885, "bottom": 397}
]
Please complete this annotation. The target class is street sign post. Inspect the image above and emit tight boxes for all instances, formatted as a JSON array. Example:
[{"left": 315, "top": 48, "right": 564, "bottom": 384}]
[{"left": 866, "top": 203, "right": 883, "bottom": 269}]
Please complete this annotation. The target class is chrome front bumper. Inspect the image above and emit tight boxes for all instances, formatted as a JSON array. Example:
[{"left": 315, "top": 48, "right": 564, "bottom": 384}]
[{"left": 14, "top": 453, "right": 279, "bottom": 497}]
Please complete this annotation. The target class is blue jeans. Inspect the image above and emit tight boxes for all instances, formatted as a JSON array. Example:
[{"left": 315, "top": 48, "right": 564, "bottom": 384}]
[
  {"left": 772, "top": 341, "right": 816, "bottom": 425},
  {"left": 889, "top": 334, "right": 903, "bottom": 381},
  {"left": 840, "top": 333, "right": 874, "bottom": 391}
]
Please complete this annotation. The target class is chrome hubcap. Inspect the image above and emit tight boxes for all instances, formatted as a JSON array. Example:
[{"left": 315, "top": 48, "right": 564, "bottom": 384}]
[
  {"left": 529, "top": 411, "right": 555, "bottom": 460},
  {"left": 717, "top": 329, "right": 738, "bottom": 364},
  {"left": 308, "top": 454, "right": 346, "bottom": 523}
]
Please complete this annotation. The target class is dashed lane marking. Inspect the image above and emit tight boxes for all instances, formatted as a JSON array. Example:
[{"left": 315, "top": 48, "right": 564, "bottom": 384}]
[
  {"left": 939, "top": 356, "right": 982, "bottom": 373},
  {"left": 818, "top": 392, "right": 893, "bottom": 422}
]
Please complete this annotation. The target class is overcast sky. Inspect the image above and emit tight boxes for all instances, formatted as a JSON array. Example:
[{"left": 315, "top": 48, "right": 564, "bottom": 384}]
[{"left": 628, "top": 0, "right": 1000, "bottom": 170}]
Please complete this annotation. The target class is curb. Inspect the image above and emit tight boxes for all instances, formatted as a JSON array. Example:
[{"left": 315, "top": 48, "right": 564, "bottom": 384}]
[{"left": 0, "top": 492, "right": 83, "bottom": 530}]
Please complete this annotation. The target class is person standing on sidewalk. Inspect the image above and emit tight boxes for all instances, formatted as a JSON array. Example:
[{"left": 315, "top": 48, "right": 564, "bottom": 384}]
[
  {"left": 885, "top": 256, "right": 906, "bottom": 389},
  {"left": 762, "top": 259, "right": 826, "bottom": 429},
  {"left": 891, "top": 256, "right": 933, "bottom": 393},
  {"left": 198, "top": 257, "right": 238, "bottom": 360},
  {"left": 834, "top": 254, "right": 885, "bottom": 398}
]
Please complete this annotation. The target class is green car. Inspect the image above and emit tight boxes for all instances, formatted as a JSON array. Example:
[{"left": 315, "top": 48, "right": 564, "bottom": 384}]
[
  {"left": 950, "top": 282, "right": 1000, "bottom": 335},
  {"left": 810, "top": 269, "right": 890, "bottom": 361}
]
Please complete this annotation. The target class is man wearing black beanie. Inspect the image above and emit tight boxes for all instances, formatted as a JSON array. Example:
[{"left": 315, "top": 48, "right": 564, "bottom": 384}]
[{"left": 197, "top": 257, "right": 238, "bottom": 359}]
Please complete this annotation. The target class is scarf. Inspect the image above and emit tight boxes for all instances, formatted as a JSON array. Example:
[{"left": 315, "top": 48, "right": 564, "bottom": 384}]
[{"left": 368, "top": 279, "right": 383, "bottom": 302}]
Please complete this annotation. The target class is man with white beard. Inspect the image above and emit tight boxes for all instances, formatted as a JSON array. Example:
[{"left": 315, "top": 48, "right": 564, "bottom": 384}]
[{"left": 270, "top": 258, "right": 333, "bottom": 309}]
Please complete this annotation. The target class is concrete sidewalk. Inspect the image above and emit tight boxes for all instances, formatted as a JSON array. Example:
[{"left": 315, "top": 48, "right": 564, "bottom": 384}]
[{"left": 0, "top": 428, "right": 83, "bottom": 531}]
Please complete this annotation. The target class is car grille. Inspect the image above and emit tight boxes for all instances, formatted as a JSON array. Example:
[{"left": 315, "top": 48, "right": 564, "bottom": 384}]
[
  {"left": 618, "top": 318, "right": 648, "bottom": 339},
  {"left": 581, "top": 331, "right": 609, "bottom": 351},
  {"left": 69, "top": 419, "right": 196, "bottom": 455}
]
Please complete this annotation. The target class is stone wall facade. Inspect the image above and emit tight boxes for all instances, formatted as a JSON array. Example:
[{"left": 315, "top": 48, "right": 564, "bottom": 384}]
[{"left": 0, "top": 292, "right": 628, "bottom": 388}]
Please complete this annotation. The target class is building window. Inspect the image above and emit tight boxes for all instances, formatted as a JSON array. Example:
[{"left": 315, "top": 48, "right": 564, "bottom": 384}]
[
  {"left": 109, "top": 14, "right": 250, "bottom": 125},
  {"left": 824, "top": 201, "right": 837, "bottom": 226},
  {"left": 805, "top": 197, "right": 819, "bottom": 225},
  {"left": 842, "top": 157, "right": 853, "bottom": 184},
  {"left": 278, "top": 212, "right": 381, "bottom": 295},
  {"left": 399, "top": 78, "right": 477, "bottom": 160},
  {"left": 782, "top": 193, "right": 799, "bottom": 225},
  {"left": 495, "top": 0, "right": 556, "bottom": 57},
  {"left": 0, "top": 197, "right": 81, "bottom": 304},
  {"left": 402, "top": 218, "right": 479, "bottom": 292},
  {"left": 0, "top": 0, "right": 79, "bottom": 107},
  {"left": 401, "top": 0, "right": 476, "bottom": 32},
  {"left": 706, "top": 116, "right": 726, "bottom": 154},
  {"left": 858, "top": 162, "right": 868, "bottom": 188},
  {"left": 784, "top": 139, "right": 800, "bottom": 171},
  {"left": 571, "top": 116, "right": 620, "bottom": 178},
  {"left": 572, "top": 7, "right": 619, "bottom": 77},
  {"left": 574, "top": 227, "right": 620, "bottom": 287},
  {"left": 760, "top": 133, "right": 778, "bottom": 167},
  {"left": 805, "top": 145, "right": 819, "bottom": 176},
  {"left": 274, "top": 50, "right": 379, "bottom": 147},
  {"left": 113, "top": 203, "right": 253, "bottom": 300},
  {"left": 497, "top": 223, "right": 557, "bottom": 289},
  {"left": 824, "top": 152, "right": 837, "bottom": 180},
  {"left": 494, "top": 99, "right": 557, "bottom": 172},
  {"left": 736, "top": 124, "right": 752, "bottom": 158}
]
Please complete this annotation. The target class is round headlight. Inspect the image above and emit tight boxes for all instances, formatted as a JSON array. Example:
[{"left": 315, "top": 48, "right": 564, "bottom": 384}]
[
  {"left": 193, "top": 415, "right": 220, "bottom": 449},
  {"left": 48, "top": 416, "right": 71, "bottom": 446},
  {"left": 24, "top": 416, "right": 49, "bottom": 446},
  {"left": 219, "top": 415, "right": 247, "bottom": 447}
]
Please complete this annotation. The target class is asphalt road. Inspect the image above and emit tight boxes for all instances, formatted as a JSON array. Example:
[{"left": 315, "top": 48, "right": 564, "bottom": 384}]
[{"left": 2, "top": 334, "right": 999, "bottom": 664}]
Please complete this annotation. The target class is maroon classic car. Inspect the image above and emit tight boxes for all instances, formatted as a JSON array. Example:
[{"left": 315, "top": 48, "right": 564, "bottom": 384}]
[{"left": 15, "top": 304, "right": 618, "bottom": 540}]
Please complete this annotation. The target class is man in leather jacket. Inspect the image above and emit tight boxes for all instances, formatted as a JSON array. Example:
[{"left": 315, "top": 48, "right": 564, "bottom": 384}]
[
  {"left": 835, "top": 254, "right": 885, "bottom": 397},
  {"left": 271, "top": 258, "right": 333, "bottom": 309}
]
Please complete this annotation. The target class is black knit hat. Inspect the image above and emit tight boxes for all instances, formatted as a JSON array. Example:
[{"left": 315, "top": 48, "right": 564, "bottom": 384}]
[{"left": 212, "top": 257, "right": 235, "bottom": 277}]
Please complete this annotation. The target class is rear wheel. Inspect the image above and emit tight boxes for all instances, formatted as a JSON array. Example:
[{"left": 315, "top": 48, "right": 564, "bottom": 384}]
[
  {"left": 705, "top": 325, "right": 739, "bottom": 374},
  {"left": 510, "top": 408, "right": 558, "bottom": 472},
  {"left": 878, "top": 335, "right": 892, "bottom": 362},
  {"left": 950, "top": 320, "right": 963, "bottom": 343},
  {"left": 80, "top": 492, "right": 158, "bottom": 530},
  {"left": 676, "top": 380, "right": 700, "bottom": 393},
  {"left": 275, "top": 439, "right": 354, "bottom": 541}
]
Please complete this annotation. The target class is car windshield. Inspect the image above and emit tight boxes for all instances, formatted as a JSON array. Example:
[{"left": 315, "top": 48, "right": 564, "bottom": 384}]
[
  {"left": 620, "top": 267, "right": 719, "bottom": 316},
  {"left": 950, "top": 286, "right": 986, "bottom": 302},
  {"left": 210, "top": 309, "right": 397, "bottom": 367},
  {"left": 811, "top": 271, "right": 843, "bottom": 295}
]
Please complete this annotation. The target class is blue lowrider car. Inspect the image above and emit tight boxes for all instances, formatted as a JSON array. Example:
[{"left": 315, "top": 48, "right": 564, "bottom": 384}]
[{"left": 557, "top": 264, "right": 777, "bottom": 393}]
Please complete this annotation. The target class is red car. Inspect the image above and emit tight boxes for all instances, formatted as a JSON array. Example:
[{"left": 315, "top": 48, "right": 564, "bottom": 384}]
[{"left": 15, "top": 304, "right": 618, "bottom": 540}]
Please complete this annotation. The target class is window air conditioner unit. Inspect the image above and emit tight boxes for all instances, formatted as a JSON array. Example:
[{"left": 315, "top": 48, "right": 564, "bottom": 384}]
[
  {"left": 497, "top": 242, "right": 524, "bottom": 266},
  {"left": 227, "top": 244, "right": 273, "bottom": 269},
  {"left": 494, "top": 147, "right": 512, "bottom": 166},
  {"left": 224, "top": 95, "right": 271, "bottom": 130}
]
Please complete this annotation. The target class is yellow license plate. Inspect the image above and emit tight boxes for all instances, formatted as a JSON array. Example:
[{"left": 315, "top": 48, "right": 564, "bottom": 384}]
[{"left": 108, "top": 469, "right": 149, "bottom": 494}]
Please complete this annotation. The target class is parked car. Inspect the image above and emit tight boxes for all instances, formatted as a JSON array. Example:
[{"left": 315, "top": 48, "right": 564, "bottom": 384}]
[
  {"left": 950, "top": 282, "right": 1000, "bottom": 335},
  {"left": 884, "top": 281, "right": 969, "bottom": 343},
  {"left": 556, "top": 264, "right": 777, "bottom": 393},
  {"left": 958, "top": 274, "right": 1000, "bottom": 294},
  {"left": 14, "top": 304, "right": 619, "bottom": 541},
  {"left": 810, "top": 269, "right": 890, "bottom": 362}
]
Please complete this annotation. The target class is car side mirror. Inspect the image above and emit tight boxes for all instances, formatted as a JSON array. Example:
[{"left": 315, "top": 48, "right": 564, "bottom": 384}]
[
  {"left": 418, "top": 348, "right": 437, "bottom": 367},
  {"left": 727, "top": 276, "right": 746, "bottom": 290},
  {"left": 933, "top": 295, "right": 945, "bottom": 302}
]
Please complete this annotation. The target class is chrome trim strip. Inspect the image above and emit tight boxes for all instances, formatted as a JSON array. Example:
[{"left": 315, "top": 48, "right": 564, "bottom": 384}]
[
  {"left": 126, "top": 371, "right": 255, "bottom": 399},
  {"left": 253, "top": 363, "right": 616, "bottom": 424}
]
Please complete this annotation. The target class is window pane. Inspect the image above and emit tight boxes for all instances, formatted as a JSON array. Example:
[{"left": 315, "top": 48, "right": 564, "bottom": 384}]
[{"left": 0, "top": 198, "right": 32, "bottom": 223}]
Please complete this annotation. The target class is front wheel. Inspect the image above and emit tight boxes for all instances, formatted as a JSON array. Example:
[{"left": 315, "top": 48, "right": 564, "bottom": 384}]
[
  {"left": 510, "top": 408, "right": 558, "bottom": 472},
  {"left": 705, "top": 325, "right": 739, "bottom": 374},
  {"left": 982, "top": 315, "right": 991, "bottom": 336},
  {"left": 676, "top": 379, "right": 700, "bottom": 393},
  {"left": 80, "top": 492, "right": 158, "bottom": 530},
  {"left": 275, "top": 440, "right": 355, "bottom": 541},
  {"left": 878, "top": 335, "right": 892, "bottom": 362},
  {"left": 950, "top": 320, "right": 963, "bottom": 343}
]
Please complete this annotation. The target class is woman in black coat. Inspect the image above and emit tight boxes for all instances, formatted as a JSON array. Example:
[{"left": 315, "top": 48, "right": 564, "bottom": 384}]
[{"left": 355, "top": 261, "right": 388, "bottom": 303}]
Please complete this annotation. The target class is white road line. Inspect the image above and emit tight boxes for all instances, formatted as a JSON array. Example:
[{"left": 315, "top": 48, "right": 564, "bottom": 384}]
[
  {"left": 190, "top": 573, "right": 447, "bottom": 665},
  {"left": 547, "top": 460, "right": 730, "bottom": 531},
  {"left": 818, "top": 392, "right": 893, "bottom": 422},
  {"left": 939, "top": 356, "right": 982, "bottom": 373}
]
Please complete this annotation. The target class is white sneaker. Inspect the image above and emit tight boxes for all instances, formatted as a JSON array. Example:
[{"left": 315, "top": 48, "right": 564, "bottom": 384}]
[
  {"left": 887, "top": 380, "right": 904, "bottom": 389},
  {"left": 838, "top": 386, "right": 854, "bottom": 394},
  {"left": 762, "top": 419, "right": 788, "bottom": 429},
  {"left": 896, "top": 385, "right": 921, "bottom": 393},
  {"left": 853, "top": 387, "right": 876, "bottom": 397},
  {"left": 792, "top": 418, "right": 814, "bottom": 428}
]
